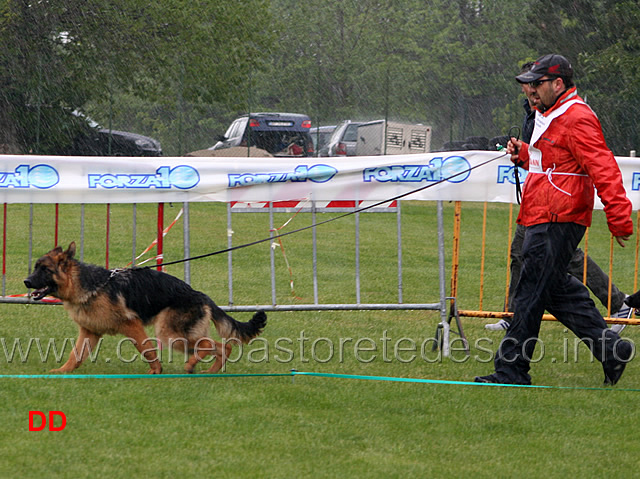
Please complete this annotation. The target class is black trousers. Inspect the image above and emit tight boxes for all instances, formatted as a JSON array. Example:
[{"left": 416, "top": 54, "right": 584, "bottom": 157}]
[
  {"left": 507, "top": 223, "right": 626, "bottom": 313},
  {"left": 494, "top": 222, "right": 621, "bottom": 384}
]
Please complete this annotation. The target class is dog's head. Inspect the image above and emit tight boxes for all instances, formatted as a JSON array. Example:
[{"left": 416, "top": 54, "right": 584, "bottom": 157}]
[{"left": 24, "top": 242, "right": 77, "bottom": 300}]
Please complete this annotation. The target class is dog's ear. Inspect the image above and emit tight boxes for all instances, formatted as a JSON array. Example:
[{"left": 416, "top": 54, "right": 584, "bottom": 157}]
[
  {"left": 65, "top": 242, "right": 76, "bottom": 259},
  {"left": 52, "top": 246, "right": 63, "bottom": 255}
]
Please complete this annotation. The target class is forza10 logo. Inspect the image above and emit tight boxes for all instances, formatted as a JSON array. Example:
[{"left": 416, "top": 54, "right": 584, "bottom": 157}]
[
  {"left": 0, "top": 164, "right": 59, "bottom": 189},
  {"left": 88, "top": 166, "right": 200, "bottom": 189}
]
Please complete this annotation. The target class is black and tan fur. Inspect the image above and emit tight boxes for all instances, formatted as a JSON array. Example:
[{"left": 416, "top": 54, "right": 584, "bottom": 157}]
[{"left": 24, "top": 242, "right": 266, "bottom": 374}]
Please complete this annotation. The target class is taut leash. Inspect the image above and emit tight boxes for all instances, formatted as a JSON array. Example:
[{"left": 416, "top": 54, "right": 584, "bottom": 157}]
[{"left": 146, "top": 151, "right": 509, "bottom": 270}]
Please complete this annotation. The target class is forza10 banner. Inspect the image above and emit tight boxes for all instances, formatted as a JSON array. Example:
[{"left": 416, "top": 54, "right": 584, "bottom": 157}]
[{"left": 0, "top": 152, "right": 638, "bottom": 209}]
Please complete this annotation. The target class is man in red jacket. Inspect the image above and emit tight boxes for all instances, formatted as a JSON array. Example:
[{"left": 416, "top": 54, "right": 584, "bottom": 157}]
[{"left": 475, "top": 54, "right": 634, "bottom": 386}]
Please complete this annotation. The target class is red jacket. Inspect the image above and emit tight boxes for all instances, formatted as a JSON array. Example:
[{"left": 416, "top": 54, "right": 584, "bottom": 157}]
[{"left": 516, "top": 87, "right": 633, "bottom": 237}]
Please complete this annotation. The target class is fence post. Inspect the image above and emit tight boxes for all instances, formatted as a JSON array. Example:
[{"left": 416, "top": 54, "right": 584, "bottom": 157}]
[
  {"left": 2, "top": 203, "right": 6, "bottom": 296},
  {"left": 397, "top": 200, "right": 403, "bottom": 303},
  {"left": 129, "top": 204, "right": 136, "bottom": 266},
  {"left": 227, "top": 202, "right": 234, "bottom": 306},
  {"left": 183, "top": 202, "right": 191, "bottom": 284},
  {"left": 436, "top": 200, "right": 450, "bottom": 357},
  {"left": 54, "top": 204, "right": 59, "bottom": 247},
  {"left": 157, "top": 203, "right": 164, "bottom": 271},
  {"left": 105, "top": 203, "right": 110, "bottom": 268}
]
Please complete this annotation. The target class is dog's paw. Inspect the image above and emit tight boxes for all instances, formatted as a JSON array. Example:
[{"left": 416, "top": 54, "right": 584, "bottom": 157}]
[
  {"left": 203, "top": 362, "right": 224, "bottom": 374},
  {"left": 49, "top": 367, "right": 73, "bottom": 374}
]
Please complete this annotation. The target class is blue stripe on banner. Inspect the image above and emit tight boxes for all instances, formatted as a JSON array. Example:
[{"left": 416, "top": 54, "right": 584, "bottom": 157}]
[{"left": 0, "top": 370, "right": 637, "bottom": 392}]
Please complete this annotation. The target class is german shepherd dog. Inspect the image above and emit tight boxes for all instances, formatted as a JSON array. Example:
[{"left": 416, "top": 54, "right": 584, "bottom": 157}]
[{"left": 24, "top": 242, "right": 266, "bottom": 374}]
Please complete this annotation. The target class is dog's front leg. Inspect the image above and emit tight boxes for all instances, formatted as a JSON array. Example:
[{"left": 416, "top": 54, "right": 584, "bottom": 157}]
[
  {"left": 120, "top": 319, "right": 162, "bottom": 374},
  {"left": 50, "top": 326, "right": 101, "bottom": 373}
]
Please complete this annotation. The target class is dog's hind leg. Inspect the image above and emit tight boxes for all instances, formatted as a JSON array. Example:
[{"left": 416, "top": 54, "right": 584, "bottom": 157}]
[
  {"left": 120, "top": 320, "right": 162, "bottom": 374},
  {"left": 184, "top": 338, "right": 214, "bottom": 374},
  {"left": 203, "top": 339, "right": 234, "bottom": 374},
  {"left": 51, "top": 326, "right": 101, "bottom": 373},
  {"left": 204, "top": 339, "right": 233, "bottom": 373},
  {"left": 184, "top": 338, "right": 233, "bottom": 374}
]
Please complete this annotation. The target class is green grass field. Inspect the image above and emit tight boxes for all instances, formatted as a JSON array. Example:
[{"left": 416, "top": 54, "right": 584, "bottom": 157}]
[{"left": 1, "top": 201, "right": 638, "bottom": 478}]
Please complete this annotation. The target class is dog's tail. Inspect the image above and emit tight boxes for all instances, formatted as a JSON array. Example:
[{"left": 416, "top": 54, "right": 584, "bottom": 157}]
[{"left": 210, "top": 304, "right": 266, "bottom": 344}]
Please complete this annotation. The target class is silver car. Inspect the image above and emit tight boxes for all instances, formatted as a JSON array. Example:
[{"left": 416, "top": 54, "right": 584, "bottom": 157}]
[
  {"left": 310, "top": 125, "right": 336, "bottom": 157},
  {"left": 323, "top": 120, "right": 364, "bottom": 157}
]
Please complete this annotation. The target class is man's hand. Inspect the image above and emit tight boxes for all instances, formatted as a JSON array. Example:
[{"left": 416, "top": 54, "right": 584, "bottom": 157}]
[
  {"left": 615, "top": 235, "right": 630, "bottom": 247},
  {"left": 506, "top": 137, "right": 523, "bottom": 164}
]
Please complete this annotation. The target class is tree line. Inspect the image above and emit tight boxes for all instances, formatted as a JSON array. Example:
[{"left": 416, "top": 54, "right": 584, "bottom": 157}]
[{"left": 1, "top": 0, "right": 638, "bottom": 156}]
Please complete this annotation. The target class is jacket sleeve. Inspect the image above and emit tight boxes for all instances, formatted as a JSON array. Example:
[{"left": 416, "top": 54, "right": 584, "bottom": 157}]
[
  {"left": 513, "top": 143, "right": 530, "bottom": 170},
  {"left": 568, "top": 108, "right": 633, "bottom": 237}
]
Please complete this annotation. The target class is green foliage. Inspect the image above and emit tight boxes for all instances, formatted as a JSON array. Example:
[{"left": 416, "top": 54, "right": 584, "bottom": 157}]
[
  {"left": 523, "top": 0, "right": 640, "bottom": 154},
  {"left": 261, "top": 0, "right": 536, "bottom": 148},
  {"left": 0, "top": 0, "right": 274, "bottom": 154},
  {"left": 1, "top": 0, "right": 639, "bottom": 155},
  {"left": 578, "top": 1, "right": 640, "bottom": 153}
]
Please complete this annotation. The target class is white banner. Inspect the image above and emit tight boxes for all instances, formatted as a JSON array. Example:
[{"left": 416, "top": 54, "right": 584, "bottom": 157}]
[{"left": 0, "top": 152, "right": 638, "bottom": 209}]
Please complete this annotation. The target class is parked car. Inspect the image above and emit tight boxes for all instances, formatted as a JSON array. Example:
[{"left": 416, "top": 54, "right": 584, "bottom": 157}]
[
  {"left": 323, "top": 120, "right": 364, "bottom": 157},
  {"left": 309, "top": 125, "right": 336, "bottom": 156},
  {"left": 68, "top": 110, "right": 162, "bottom": 156},
  {"left": 210, "top": 112, "right": 314, "bottom": 157}
]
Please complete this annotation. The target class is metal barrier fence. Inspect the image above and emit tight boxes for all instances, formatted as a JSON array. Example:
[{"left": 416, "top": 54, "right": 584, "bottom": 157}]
[
  {"left": 4, "top": 200, "right": 640, "bottom": 337},
  {"left": 448, "top": 201, "right": 640, "bottom": 327},
  {"left": 0, "top": 200, "right": 448, "bottom": 315},
  {"left": 0, "top": 200, "right": 455, "bottom": 350},
  {"left": 7, "top": 202, "right": 640, "bottom": 363},
  {"left": 221, "top": 199, "right": 456, "bottom": 354}
]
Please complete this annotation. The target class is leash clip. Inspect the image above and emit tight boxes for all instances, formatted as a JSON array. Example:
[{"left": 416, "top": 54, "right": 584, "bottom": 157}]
[{"left": 109, "top": 268, "right": 125, "bottom": 278}]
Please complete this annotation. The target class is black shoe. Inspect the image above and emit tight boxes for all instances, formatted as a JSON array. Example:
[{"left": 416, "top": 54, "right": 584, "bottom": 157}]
[
  {"left": 474, "top": 374, "right": 502, "bottom": 383},
  {"left": 474, "top": 373, "right": 531, "bottom": 385},
  {"left": 603, "top": 339, "right": 633, "bottom": 386}
]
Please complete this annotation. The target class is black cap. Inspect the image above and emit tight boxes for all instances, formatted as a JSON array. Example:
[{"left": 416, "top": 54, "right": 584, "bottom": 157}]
[{"left": 516, "top": 54, "right": 573, "bottom": 83}]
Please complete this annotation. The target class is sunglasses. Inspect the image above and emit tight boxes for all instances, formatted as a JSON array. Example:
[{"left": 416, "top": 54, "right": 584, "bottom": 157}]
[{"left": 529, "top": 78, "right": 556, "bottom": 88}]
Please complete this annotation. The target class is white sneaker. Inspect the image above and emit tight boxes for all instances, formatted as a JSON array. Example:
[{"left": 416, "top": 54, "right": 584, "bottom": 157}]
[
  {"left": 611, "top": 324, "right": 627, "bottom": 334},
  {"left": 485, "top": 319, "right": 509, "bottom": 331},
  {"left": 611, "top": 296, "right": 633, "bottom": 334}
]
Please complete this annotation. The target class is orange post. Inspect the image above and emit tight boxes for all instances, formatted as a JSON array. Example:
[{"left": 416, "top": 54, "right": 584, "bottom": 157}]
[
  {"left": 478, "top": 202, "right": 488, "bottom": 310},
  {"left": 504, "top": 203, "right": 514, "bottom": 311},
  {"left": 635, "top": 210, "right": 640, "bottom": 293},
  {"left": 450, "top": 201, "right": 462, "bottom": 299},
  {"left": 606, "top": 234, "right": 615, "bottom": 317}
]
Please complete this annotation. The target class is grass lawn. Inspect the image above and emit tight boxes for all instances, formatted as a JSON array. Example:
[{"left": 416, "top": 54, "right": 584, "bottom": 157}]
[{"left": 1, "top": 201, "right": 638, "bottom": 477}]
